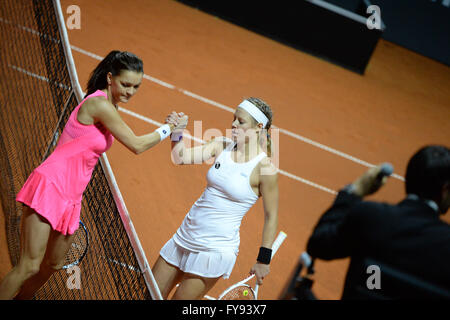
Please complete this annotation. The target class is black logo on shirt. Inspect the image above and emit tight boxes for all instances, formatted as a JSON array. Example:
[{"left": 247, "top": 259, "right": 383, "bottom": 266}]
[{"left": 215, "top": 162, "right": 220, "bottom": 169}]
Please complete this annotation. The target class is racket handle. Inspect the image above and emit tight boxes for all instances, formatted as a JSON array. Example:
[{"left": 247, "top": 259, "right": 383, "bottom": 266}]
[
  {"left": 244, "top": 232, "right": 287, "bottom": 282},
  {"left": 251, "top": 232, "right": 286, "bottom": 299},
  {"left": 271, "top": 231, "right": 287, "bottom": 257}
]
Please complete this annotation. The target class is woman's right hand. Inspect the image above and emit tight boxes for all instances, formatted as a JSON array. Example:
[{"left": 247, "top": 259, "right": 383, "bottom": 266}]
[
  {"left": 165, "top": 111, "right": 179, "bottom": 131},
  {"left": 173, "top": 112, "right": 188, "bottom": 132}
]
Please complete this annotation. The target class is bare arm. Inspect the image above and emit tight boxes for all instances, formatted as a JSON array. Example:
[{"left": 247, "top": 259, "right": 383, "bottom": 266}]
[
  {"left": 88, "top": 99, "right": 174, "bottom": 154},
  {"left": 250, "top": 162, "right": 279, "bottom": 285},
  {"left": 259, "top": 167, "right": 279, "bottom": 249},
  {"left": 171, "top": 136, "right": 229, "bottom": 165},
  {"left": 166, "top": 112, "right": 225, "bottom": 165}
]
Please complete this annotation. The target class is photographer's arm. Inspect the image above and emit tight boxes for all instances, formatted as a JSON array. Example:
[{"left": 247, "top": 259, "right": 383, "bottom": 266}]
[{"left": 306, "top": 165, "right": 389, "bottom": 260}]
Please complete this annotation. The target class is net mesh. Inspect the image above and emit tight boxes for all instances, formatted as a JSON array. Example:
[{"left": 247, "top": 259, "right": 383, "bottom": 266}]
[
  {"left": 220, "top": 285, "right": 256, "bottom": 300},
  {"left": 0, "top": 0, "right": 151, "bottom": 299}
]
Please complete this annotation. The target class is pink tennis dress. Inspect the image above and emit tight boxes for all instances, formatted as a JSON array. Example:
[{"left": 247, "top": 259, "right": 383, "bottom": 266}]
[{"left": 16, "top": 90, "right": 114, "bottom": 235}]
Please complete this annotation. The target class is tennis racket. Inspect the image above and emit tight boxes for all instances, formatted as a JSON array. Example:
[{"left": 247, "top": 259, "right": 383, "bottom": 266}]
[
  {"left": 218, "top": 231, "right": 287, "bottom": 300},
  {"left": 62, "top": 220, "right": 89, "bottom": 269}
]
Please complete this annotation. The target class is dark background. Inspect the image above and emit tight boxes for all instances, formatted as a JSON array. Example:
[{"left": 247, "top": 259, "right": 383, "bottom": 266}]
[
  {"left": 326, "top": 0, "right": 450, "bottom": 66},
  {"left": 177, "top": 0, "right": 450, "bottom": 73}
]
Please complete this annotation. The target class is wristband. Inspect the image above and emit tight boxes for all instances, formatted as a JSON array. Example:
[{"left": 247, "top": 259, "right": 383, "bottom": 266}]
[
  {"left": 156, "top": 124, "right": 171, "bottom": 141},
  {"left": 257, "top": 246, "right": 272, "bottom": 264},
  {"left": 171, "top": 131, "right": 183, "bottom": 142}
]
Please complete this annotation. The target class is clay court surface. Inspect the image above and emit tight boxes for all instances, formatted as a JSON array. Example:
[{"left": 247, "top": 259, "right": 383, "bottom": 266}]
[{"left": 1, "top": 0, "right": 449, "bottom": 300}]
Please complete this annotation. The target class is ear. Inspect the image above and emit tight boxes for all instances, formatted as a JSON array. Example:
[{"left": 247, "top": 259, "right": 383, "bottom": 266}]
[{"left": 107, "top": 72, "right": 113, "bottom": 86}]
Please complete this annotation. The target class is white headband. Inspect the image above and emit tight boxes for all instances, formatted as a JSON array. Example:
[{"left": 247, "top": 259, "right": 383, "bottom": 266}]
[{"left": 238, "top": 100, "right": 269, "bottom": 128}]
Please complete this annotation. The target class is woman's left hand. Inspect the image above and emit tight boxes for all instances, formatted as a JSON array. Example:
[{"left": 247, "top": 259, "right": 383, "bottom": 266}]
[{"left": 250, "top": 262, "right": 270, "bottom": 285}]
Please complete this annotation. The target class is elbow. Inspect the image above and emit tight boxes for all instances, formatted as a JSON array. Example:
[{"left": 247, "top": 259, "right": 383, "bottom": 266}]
[
  {"left": 170, "top": 150, "right": 185, "bottom": 165},
  {"left": 306, "top": 233, "right": 326, "bottom": 259},
  {"left": 133, "top": 137, "right": 153, "bottom": 155},
  {"left": 306, "top": 236, "right": 335, "bottom": 261},
  {"left": 123, "top": 136, "right": 144, "bottom": 155},
  {"left": 170, "top": 155, "right": 184, "bottom": 165},
  {"left": 132, "top": 143, "right": 145, "bottom": 155},
  {"left": 131, "top": 144, "right": 143, "bottom": 155},
  {"left": 133, "top": 134, "right": 160, "bottom": 155},
  {"left": 306, "top": 238, "right": 318, "bottom": 259},
  {"left": 264, "top": 211, "right": 278, "bottom": 225}
]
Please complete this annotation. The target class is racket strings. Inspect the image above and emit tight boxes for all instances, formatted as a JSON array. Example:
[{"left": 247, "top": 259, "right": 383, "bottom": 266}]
[
  {"left": 63, "top": 222, "right": 88, "bottom": 268},
  {"left": 220, "top": 285, "right": 256, "bottom": 300}
]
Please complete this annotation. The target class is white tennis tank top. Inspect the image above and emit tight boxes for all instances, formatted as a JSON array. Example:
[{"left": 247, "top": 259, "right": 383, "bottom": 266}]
[{"left": 173, "top": 141, "right": 267, "bottom": 254}]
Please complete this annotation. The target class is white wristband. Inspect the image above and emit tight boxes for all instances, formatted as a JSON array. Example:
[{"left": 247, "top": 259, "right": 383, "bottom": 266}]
[
  {"left": 156, "top": 124, "right": 171, "bottom": 141},
  {"left": 171, "top": 131, "right": 183, "bottom": 142}
]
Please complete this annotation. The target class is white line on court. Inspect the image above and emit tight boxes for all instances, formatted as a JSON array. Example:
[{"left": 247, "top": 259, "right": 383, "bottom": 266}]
[
  {"left": 8, "top": 64, "right": 71, "bottom": 90},
  {"left": 8, "top": 62, "right": 336, "bottom": 195},
  {"left": 119, "top": 107, "right": 337, "bottom": 194},
  {"left": 7, "top": 58, "right": 334, "bottom": 196},
  {"left": 0, "top": 17, "right": 404, "bottom": 182},
  {"left": 69, "top": 46, "right": 405, "bottom": 182}
]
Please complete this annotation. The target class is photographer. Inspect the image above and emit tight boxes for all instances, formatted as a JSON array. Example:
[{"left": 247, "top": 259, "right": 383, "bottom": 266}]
[{"left": 306, "top": 145, "right": 450, "bottom": 299}]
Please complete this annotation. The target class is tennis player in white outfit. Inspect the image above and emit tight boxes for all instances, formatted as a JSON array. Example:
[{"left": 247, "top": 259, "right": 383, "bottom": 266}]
[{"left": 153, "top": 98, "right": 279, "bottom": 300}]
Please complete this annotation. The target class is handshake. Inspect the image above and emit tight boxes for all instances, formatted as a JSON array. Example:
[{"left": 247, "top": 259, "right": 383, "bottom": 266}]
[{"left": 165, "top": 111, "right": 189, "bottom": 141}]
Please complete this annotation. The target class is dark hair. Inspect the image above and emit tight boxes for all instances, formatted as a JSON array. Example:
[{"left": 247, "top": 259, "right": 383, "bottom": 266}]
[
  {"left": 405, "top": 145, "right": 450, "bottom": 200},
  {"left": 84, "top": 50, "right": 143, "bottom": 98}
]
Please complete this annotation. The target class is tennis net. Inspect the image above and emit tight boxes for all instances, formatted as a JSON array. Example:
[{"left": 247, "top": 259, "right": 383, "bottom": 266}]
[{"left": 0, "top": 0, "right": 160, "bottom": 299}]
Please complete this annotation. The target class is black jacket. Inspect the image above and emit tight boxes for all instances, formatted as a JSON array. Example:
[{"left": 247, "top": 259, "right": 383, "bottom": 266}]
[{"left": 307, "top": 190, "right": 450, "bottom": 299}]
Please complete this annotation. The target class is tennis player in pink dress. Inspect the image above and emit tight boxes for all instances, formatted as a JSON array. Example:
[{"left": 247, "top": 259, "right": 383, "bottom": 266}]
[{"left": 0, "top": 50, "right": 183, "bottom": 300}]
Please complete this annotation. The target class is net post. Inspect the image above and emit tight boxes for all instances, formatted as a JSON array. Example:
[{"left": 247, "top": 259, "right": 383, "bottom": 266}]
[
  {"left": 52, "top": 0, "right": 163, "bottom": 300},
  {"left": 99, "top": 154, "right": 164, "bottom": 300},
  {"left": 52, "top": 0, "right": 83, "bottom": 101}
]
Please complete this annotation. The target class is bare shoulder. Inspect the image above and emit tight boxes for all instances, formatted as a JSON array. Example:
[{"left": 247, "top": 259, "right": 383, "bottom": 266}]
[
  {"left": 258, "top": 157, "right": 279, "bottom": 181},
  {"left": 82, "top": 95, "right": 115, "bottom": 114},
  {"left": 80, "top": 96, "right": 118, "bottom": 125}
]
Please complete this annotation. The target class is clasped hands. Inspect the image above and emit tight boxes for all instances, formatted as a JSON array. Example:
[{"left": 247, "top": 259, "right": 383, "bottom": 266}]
[{"left": 165, "top": 111, "right": 188, "bottom": 133}]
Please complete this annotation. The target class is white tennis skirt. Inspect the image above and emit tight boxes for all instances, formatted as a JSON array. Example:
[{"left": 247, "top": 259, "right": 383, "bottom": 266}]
[{"left": 159, "top": 237, "right": 237, "bottom": 279}]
